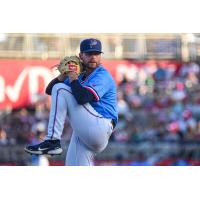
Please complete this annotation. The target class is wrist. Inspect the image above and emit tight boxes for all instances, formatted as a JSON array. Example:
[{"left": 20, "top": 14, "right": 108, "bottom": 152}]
[
  {"left": 57, "top": 74, "right": 67, "bottom": 81},
  {"left": 69, "top": 77, "right": 78, "bottom": 83}
]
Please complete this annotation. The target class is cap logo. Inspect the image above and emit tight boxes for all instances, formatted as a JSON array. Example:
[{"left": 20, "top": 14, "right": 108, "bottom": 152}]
[{"left": 90, "top": 40, "right": 98, "bottom": 48}]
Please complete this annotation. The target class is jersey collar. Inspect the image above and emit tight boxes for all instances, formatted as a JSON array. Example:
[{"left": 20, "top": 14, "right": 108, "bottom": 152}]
[{"left": 80, "top": 65, "right": 103, "bottom": 84}]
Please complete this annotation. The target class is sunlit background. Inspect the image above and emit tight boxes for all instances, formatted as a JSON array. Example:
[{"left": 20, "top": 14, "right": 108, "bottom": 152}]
[{"left": 1, "top": 33, "right": 200, "bottom": 166}]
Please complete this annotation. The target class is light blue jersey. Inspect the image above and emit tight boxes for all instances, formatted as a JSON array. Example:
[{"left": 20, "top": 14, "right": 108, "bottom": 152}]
[{"left": 64, "top": 66, "right": 118, "bottom": 125}]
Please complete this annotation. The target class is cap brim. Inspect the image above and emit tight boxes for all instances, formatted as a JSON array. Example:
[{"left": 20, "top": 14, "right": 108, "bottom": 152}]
[{"left": 81, "top": 49, "right": 103, "bottom": 53}]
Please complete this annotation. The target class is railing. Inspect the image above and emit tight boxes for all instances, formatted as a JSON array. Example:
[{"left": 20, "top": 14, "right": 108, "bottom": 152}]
[
  {"left": 1, "top": 141, "right": 200, "bottom": 165},
  {"left": 0, "top": 33, "right": 199, "bottom": 61}
]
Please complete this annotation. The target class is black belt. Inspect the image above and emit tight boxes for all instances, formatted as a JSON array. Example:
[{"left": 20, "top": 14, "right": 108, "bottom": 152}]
[{"left": 111, "top": 119, "right": 116, "bottom": 129}]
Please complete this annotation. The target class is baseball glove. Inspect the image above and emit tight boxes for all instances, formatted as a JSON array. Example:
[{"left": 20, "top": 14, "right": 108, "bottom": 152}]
[{"left": 55, "top": 56, "right": 83, "bottom": 75}]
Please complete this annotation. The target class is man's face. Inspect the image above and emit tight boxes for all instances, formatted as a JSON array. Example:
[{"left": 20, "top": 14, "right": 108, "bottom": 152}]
[{"left": 79, "top": 52, "right": 101, "bottom": 69}]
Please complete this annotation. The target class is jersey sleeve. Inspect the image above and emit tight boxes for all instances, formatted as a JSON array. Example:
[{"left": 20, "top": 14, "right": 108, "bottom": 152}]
[
  {"left": 45, "top": 78, "right": 62, "bottom": 95},
  {"left": 83, "top": 71, "right": 113, "bottom": 101}
]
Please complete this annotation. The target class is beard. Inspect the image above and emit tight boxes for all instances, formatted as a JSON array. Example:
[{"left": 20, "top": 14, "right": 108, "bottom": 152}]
[{"left": 85, "top": 62, "right": 99, "bottom": 69}]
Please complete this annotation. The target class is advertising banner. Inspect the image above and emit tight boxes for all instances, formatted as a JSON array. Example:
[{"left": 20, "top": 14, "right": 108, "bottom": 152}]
[{"left": 0, "top": 59, "right": 181, "bottom": 109}]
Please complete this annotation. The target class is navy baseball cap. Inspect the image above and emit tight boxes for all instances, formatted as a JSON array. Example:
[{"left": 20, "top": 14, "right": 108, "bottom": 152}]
[{"left": 80, "top": 38, "right": 103, "bottom": 53}]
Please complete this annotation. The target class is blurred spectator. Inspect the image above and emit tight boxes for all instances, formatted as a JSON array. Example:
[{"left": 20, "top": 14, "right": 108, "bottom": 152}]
[
  {"left": 171, "top": 151, "right": 190, "bottom": 166},
  {"left": 113, "top": 153, "right": 126, "bottom": 166},
  {"left": 117, "top": 91, "right": 130, "bottom": 117},
  {"left": 130, "top": 152, "right": 151, "bottom": 166},
  {"left": 0, "top": 126, "right": 8, "bottom": 145},
  {"left": 153, "top": 64, "right": 167, "bottom": 82}
]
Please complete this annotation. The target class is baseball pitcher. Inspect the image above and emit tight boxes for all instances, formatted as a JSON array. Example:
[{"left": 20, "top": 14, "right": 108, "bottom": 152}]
[{"left": 25, "top": 38, "right": 118, "bottom": 166}]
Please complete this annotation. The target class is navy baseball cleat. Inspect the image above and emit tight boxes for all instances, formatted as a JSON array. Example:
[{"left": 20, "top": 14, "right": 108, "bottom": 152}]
[{"left": 24, "top": 140, "right": 63, "bottom": 155}]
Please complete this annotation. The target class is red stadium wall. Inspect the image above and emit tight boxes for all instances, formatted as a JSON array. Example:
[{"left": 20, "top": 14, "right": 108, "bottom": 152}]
[{"left": 0, "top": 59, "right": 181, "bottom": 109}]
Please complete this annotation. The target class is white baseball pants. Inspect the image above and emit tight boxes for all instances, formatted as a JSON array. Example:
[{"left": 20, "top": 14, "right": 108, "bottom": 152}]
[{"left": 45, "top": 83, "right": 113, "bottom": 166}]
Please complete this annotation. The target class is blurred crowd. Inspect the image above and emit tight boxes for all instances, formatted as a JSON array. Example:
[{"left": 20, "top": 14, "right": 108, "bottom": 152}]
[
  {"left": 0, "top": 95, "right": 72, "bottom": 147},
  {"left": 1, "top": 60, "right": 200, "bottom": 165},
  {"left": 113, "top": 61, "right": 200, "bottom": 143},
  {"left": 109, "top": 60, "right": 200, "bottom": 166}
]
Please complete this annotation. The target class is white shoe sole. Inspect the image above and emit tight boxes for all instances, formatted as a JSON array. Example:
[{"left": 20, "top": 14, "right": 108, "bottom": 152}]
[
  {"left": 48, "top": 148, "right": 63, "bottom": 155},
  {"left": 24, "top": 147, "right": 63, "bottom": 155},
  {"left": 24, "top": 148, "right": 43, "bottom": 155}
]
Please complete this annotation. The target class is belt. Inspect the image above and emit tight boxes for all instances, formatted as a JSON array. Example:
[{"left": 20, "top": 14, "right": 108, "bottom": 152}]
[{"left": 111, "top": 119, "right": 116, "bottom": 129}]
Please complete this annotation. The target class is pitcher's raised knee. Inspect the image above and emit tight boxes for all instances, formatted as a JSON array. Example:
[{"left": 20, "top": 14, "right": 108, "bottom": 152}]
[{"left": 52, "top": 83, "right": 72, "bottom": 93}]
